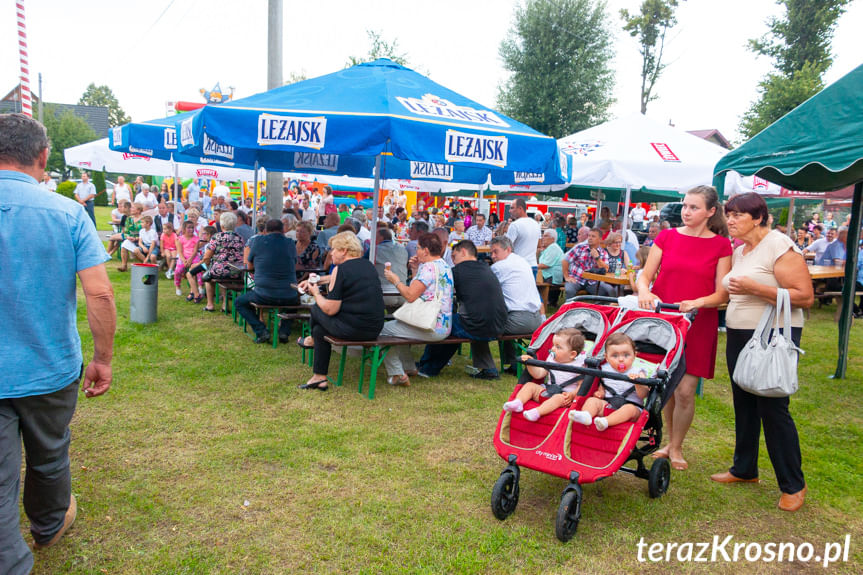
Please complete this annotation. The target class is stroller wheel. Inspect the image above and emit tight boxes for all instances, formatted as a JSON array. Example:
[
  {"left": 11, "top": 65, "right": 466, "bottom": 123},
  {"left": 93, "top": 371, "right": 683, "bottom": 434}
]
[
  {"left": 554, "top": 486, "right": 582, "bottom": 542},
  {"left": 491, "top": 470, "right": 520, "bottom": 520},
  {"left": 648, "top": 458, "right": 671, "bottom": 498}
]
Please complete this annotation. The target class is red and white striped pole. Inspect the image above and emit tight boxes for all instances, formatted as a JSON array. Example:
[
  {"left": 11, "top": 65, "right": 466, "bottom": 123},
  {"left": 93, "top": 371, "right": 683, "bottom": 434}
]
[{"left": 17, "top": 0, "right": 33, "bottom": 117}]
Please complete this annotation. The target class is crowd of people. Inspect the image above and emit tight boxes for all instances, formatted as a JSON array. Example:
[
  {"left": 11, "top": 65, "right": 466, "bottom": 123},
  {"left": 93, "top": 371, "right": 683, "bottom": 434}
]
[{"left": 98, "top": 169, "right": 862, "bottom": 515}]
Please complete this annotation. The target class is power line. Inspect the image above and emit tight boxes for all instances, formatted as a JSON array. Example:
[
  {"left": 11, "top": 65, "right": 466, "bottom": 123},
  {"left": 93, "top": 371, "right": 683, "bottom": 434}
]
[{"left": 143, "top": 0, "right": 178, "bottom": 36}]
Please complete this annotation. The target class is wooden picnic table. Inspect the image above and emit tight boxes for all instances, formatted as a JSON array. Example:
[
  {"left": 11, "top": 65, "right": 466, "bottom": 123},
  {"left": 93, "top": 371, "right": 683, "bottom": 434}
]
[
  {"left": 809, "top": 265, "right": 845, "bottom": 279},
  {"left": 581, "top": 270, "right": 632, "bottom": 297}
]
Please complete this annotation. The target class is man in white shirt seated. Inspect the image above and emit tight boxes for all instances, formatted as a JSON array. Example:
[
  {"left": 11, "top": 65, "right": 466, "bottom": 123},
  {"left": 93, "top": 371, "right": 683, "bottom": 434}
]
[
  {"left": 134, "top": 184, "right": 158, "bottom": 211},
  {"left": 432, "top": 227, "right": 454, "bottom": 267},
  {"left": 505, "top": 198, "right": 541, "bottom": 274},
  {"left": 352, "top": 208, "right": 371, "bottom": 243},
  {"left": 471, "top": 235, "right": 543, "bottom": 376},
  {"left": 406, "top": 220, "right": 429, "bottom": 259}
]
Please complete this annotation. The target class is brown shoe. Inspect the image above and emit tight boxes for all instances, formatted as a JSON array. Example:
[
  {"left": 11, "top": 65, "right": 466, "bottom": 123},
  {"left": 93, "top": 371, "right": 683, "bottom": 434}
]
[
  {"left": 710, "top": 471, "right": 759, "bottom": 484},
  {"left": 33, "top": 494, "right": 76, "bottom": 549},
  {"left": 387, "top": 375, "right": 410, "bottom": 387},
  {"left": 778, "top": 485, "right": 807, "bottom": 511}
]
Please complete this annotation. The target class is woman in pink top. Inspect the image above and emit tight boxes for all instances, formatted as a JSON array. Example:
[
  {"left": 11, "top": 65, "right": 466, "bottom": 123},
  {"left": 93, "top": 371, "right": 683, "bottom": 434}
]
[
  {"left": 174, "top": 221, "right": 200, "bottom": 297},
  {"left": 636, "top": 186, "right": 733, "bottom": 471}
]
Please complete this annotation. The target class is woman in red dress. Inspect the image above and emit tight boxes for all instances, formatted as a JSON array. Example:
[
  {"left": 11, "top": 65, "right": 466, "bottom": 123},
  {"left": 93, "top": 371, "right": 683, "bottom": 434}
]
[{"left": 636, "top": 186, "right": 732, "bottom": 470}]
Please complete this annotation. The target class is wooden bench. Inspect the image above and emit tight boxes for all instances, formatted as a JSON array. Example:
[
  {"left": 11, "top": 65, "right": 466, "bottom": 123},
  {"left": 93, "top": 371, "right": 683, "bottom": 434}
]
[
  {"left": 818, "top": 291, "right": 863, "bottom": 322},
  {"left": 249, "top": 303, "right": 306, "bottom": 348},
  {"left": 279, "top": 311, "right": 313, "bottom": 364},
  {"left": 324, "top": 333, "right": 532, "bottom": 399},
  {"left": 216, "top": 281, "right": 246, "bottom": 323}
]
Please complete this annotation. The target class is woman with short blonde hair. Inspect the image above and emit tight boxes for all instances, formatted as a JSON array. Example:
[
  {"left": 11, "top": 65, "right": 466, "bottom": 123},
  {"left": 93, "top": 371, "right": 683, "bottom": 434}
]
[
  {"left": 328, "top": 230, "right": 363, "bottom": 257},
  {"left": 297, "top": 230, "right": 385, "bottom": 391}
]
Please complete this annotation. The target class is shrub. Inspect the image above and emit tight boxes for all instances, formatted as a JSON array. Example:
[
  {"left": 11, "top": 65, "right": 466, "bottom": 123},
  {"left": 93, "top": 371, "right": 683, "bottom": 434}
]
[
  {"left": 56, "top": 180, "right": 76, "bottom": 200},
  {"left": 93, "top": 170, "right": 108, "bottom": 206}
]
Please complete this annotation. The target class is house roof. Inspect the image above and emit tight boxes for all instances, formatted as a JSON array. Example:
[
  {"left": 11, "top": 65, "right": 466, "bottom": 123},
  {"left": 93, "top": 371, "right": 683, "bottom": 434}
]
[
  {"left": 687, "top": 129, "right": 732, "bottom": 150},
  {"left": 2, "top": 84, "right": 109, "bottom": 137}
]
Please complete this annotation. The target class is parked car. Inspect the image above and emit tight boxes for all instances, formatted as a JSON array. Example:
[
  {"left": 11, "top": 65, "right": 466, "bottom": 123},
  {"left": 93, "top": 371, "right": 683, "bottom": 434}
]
[{"left": 660, "top": 202, "right": 683, "bottom": 227}]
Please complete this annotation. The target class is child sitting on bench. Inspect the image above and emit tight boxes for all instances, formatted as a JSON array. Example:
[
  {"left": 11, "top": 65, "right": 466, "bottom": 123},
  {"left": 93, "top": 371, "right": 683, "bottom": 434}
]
[{"left": 503, "top": 328, "right": 587, "bottom": 421}]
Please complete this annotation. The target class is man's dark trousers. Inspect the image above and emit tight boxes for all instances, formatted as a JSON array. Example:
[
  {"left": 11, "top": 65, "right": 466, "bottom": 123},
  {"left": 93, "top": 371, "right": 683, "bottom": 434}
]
[
  {"left": 0, "top": 380, "right": 78, "bottom": 575},
  {"left": 235, "top": 290, "right": 299, "bottom": 340}
]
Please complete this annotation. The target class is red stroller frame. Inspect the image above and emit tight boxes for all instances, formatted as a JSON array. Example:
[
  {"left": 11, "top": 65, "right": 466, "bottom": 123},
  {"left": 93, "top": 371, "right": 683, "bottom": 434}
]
[{"left": 490, "top": 296, "right": 693, "bottom": 541}]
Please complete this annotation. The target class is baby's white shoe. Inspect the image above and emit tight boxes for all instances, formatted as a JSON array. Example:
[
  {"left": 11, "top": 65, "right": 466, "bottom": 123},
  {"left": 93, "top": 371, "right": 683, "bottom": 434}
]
[{"left": 568, "top": 411, "right": 592, "bottom": 425}]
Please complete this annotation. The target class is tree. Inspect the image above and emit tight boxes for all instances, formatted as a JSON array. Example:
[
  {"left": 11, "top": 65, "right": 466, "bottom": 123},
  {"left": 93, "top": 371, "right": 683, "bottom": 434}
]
[
  {"left": 739, "top": 0, "right": 850, "bottom": 139},
  {"left": 285, "top": 70, "right": 308, "bottom": 85},
  {"left": 497, "top": 0, "right": 615, "bottom": 139},
  {"left": 39, "top": 105, "right": 97, "bottom": 177},
  {"left": 346, "top": 30, "right": 409, "bottom": 67},
  {"left": 78, "top": 83, "right": 131, "bottom": 127},
  {"left": 739, "top": 62, "right": 823, "bottom": 139},
  {"left": 619, "top": 0, "right": 680, "bottom": 114}
]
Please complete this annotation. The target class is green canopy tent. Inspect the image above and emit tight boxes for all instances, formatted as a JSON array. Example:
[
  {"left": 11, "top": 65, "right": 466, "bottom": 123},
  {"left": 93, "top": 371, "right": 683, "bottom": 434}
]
[{"left": 713, "top": 62, "right": 863, "bottom": 378}]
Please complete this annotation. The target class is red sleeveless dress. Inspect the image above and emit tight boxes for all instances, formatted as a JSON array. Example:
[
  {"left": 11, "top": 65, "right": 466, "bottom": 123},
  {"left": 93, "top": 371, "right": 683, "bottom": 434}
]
[{"left": 651, "top": 229, "right": 732, "bottom": 379}]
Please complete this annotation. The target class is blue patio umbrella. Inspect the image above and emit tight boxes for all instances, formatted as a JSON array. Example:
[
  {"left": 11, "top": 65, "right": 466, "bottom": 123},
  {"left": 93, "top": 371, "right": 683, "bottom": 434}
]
[
  {"left": 181, "top": 59, "right": 563, "bottom": 258},
  {"left": 116, "top": 59, "right": 564, "bottom": 258}
]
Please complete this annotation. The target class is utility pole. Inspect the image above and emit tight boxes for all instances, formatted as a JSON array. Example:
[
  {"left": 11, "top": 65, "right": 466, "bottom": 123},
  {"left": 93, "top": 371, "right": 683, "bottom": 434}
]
[{"left": 265, "top": 0, "right": 284, "bottom": 221}]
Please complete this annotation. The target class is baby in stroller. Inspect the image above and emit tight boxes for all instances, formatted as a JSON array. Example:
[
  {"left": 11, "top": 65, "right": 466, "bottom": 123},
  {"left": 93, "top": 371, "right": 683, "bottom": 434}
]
[
  {"left": 502, "top": 328, "right": 587, "bottom": 422},
  {"left": 569, "top": 332, "right": 648, "bottom": 431}
]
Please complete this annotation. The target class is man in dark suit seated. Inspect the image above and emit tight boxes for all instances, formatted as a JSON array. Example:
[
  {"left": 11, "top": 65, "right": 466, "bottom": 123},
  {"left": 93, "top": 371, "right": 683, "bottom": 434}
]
[{"left": 416, "top": 240, "right": 507, "bottom": 379}]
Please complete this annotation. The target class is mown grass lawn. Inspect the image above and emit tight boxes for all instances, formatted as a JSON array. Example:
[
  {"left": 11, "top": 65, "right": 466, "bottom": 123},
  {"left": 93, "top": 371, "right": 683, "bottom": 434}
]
[{"left": 27, "top": 208, "right": 863, "bottom": 574}]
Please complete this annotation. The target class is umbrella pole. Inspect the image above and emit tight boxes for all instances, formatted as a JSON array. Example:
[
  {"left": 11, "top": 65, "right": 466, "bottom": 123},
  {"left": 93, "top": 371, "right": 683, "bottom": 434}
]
[
  {"left": 622, "top": 185, "right": 632, "bottom": 231},
  {"left": 833, "top": 181, "right": 862, "bottom": 379},
  {"left": 786, "top": 198, "right": 796, "bottom": 238},
  {"left": 369, "top": 154, "right": 381, "bottom": 263},
  {"left": 173, "top": 162, "right": 179, "bottom": 219},
  {"left": 252, "top": 161, "right": 259, "bottom": 229}
]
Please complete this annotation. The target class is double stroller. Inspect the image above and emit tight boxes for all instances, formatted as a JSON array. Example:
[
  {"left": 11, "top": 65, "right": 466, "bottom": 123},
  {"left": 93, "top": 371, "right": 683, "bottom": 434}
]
[{"left": 490, "top": 296, "right": 693, "bottom": 541}]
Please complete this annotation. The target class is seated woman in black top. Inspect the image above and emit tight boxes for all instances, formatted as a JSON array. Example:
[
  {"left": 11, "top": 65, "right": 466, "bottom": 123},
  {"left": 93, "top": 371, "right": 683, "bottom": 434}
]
[{"left": 297, "top": 231, "right": 385, "bottom": 391}]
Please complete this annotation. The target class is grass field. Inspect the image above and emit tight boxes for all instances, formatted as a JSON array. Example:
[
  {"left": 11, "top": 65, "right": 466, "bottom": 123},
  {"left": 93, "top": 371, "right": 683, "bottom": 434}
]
[{"left": 26, "top": 207, "right": 863, "bottom": 574}]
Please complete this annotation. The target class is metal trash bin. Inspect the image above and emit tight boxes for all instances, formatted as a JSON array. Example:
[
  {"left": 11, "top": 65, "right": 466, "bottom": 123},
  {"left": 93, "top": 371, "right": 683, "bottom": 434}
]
[{"left": 130, "top": 263, "right": 158, "bottom": 324}]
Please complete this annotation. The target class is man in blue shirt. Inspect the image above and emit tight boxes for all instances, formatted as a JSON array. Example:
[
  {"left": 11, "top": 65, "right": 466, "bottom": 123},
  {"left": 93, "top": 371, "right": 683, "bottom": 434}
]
[
  {"left": 817, "top": 226, "right": 847, "bottom": 266},
  {"left": 235, "top": 218, "right": 299, "bottom": 343},
  {"left": 0, "top": 113, "right": 116, "bottom": 574}
]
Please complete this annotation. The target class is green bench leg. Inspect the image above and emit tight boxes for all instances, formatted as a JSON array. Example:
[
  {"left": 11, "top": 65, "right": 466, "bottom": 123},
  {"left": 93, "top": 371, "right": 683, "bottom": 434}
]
[
  {"left": 301, "top": 321, "right": 313, "bottom": 366},
  {"left": 271, "top": 310, "right": 279, "bottom": 349},
  {"left": 336, "top": 345, "right": 346, "bottom": 388},
  {"left": 359, "top": 347, "right": 369, "bottom": 394},
  {"left": 367, "top": 345, "right": 390, "bottom": 400},
  {"left": 513, "top": 339, "right": 529, "bottom": 379}
]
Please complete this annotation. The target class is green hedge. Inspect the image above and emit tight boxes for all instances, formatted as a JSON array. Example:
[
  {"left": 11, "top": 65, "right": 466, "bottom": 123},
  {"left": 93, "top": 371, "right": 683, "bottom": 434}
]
[
  {"left": 93, "top": 170, "right": 108, "bottom": 206},
  {"left": 56, "top": 180, "right": 76, "bottom": 200}
]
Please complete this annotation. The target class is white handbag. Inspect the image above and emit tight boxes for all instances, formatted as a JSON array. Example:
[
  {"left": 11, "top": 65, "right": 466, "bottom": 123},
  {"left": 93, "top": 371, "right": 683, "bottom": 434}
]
[
  {"left": 732, "top": 288, "right": 804, "bottom": 397},
  {"left": 392, "top": 266, "right": 443, "bottom": 331}
]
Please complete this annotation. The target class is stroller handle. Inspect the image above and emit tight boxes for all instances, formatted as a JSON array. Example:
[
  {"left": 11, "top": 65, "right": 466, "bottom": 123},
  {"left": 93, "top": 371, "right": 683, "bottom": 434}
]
[
  {"left": 517, "top": 358, "right": 666, "bottom": 387},
  {"left": 567, "top": 296, "right": 697, "bottom": 321},
  {"left": 654, "top": 302, "right": 698, "bottom": 322}
]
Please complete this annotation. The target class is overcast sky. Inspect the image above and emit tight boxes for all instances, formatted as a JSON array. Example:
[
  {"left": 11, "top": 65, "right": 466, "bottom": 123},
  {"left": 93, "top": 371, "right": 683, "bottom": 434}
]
[{"left": 2, "top": 0, "right": 862, "bottom": 143}]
